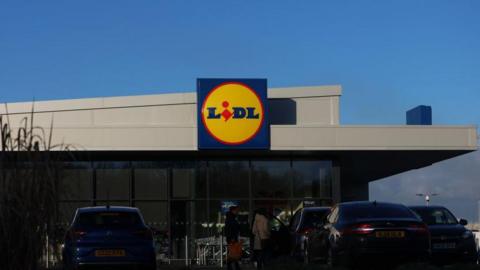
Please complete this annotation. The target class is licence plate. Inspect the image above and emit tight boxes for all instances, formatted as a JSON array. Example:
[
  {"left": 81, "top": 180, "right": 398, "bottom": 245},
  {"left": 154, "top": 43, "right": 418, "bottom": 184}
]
[
  {"left": 433, "top": 242, "right": 456, "bottom": 249},
  {"left": 375, "top": 231, "right": 405, "bottom": 238},
  {"left": 95, "top": 249, "right": 126, "bottom": 257}
]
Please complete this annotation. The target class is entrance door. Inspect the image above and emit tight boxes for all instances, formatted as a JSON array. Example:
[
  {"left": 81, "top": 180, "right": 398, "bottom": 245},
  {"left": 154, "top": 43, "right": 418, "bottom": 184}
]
[
  {"left": 169, "top": 167, "right": 195, "bottom": 261},
  {"left": 170, "top": 201, "right": 189, "bottom": 260}
]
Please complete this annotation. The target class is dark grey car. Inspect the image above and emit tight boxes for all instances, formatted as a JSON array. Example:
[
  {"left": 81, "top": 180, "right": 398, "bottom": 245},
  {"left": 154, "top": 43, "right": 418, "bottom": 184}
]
[
  {"left": 289, "top": 207, "right": 330, "bottom": 261},
  {"left": 410, "top": 205, "right": 478, "bottom": 265}
]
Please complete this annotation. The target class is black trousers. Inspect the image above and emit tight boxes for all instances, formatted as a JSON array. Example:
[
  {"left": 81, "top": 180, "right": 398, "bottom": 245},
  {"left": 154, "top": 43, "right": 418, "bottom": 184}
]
[
  {"left": 254, "top": 249, "right": 268, "bottom": 269},
  {"left": 227, "top": 260, "right": 241, "bottom": 270}
]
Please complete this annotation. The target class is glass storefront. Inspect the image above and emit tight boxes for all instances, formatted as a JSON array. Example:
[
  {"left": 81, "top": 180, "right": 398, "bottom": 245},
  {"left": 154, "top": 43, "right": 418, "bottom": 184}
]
[{"left": 58, "top": 158, "right": 334, "bottom": 260}]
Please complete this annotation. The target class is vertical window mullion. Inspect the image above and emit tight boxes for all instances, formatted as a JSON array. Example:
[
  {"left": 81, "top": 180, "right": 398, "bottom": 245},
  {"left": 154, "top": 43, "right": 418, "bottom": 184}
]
[
  {"left": 248, "top": 159, "right": 253, "bottom": 224},
  {"left": 206, "top": 160, "right": 211, "bottom": 237},
  {"left": 130, "top": 160, "right": 134, "bottom": 207},
  {"left": 92, "top": 162, "right": 97, "bottom": 206},
  {"left": 289, "top": 158, "right": 294, "bottom": 216}
]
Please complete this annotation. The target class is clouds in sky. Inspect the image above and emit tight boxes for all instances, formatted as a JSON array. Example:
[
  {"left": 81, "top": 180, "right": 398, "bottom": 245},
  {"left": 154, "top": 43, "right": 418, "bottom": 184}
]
[{"left": 370, "top": 148, "right": 480, "bottom": 222}]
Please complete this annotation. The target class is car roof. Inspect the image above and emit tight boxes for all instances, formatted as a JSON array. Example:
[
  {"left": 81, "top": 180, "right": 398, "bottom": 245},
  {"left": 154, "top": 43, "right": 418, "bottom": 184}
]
[
  {"left": 408, "top": 205, "right": 447, "bottom": 210},
  {"left": 339, "top": 201, "right": 405, "bottom": 208},
  {"left": 76, "top": 206, "right": 140, "bottom": 213},
  {"left": 302, "top": 207, "right": 331, "bottom": 212}
]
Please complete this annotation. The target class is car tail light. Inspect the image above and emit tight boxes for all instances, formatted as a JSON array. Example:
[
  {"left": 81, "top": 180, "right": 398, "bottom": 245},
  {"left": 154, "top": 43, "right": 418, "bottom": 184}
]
[
  {"left": 133, "top": 229, "right": 153, "bottom": 240},
  {"left": 408, "top": 223, "right": 428, "bottom": 234},
  {"left": 71, "top": 229, "right": 87, "bottom": 241},
  {"left": 342, "top": 223, "right": 374, "bottom": 235}
]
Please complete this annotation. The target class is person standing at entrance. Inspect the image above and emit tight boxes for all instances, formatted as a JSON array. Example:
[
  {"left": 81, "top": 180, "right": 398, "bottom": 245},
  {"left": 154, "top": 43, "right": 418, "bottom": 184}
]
[
  {"left": 225, "top": 205, "right": 241, "bottom": 270},
  {"left": 252, "top": 208, "right": 270, "bottom": 269}
]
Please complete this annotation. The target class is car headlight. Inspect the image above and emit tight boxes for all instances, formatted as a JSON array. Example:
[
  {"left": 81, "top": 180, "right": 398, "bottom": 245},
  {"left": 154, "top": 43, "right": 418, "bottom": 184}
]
[{"left": 462, "top": 230, "right": 473, "bottom": 239}]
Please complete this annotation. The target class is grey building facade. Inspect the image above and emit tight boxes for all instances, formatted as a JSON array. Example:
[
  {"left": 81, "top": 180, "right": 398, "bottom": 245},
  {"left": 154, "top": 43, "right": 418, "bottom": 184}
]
[{"left": 1, "top": 85, "right": 476, "bottom": 259}]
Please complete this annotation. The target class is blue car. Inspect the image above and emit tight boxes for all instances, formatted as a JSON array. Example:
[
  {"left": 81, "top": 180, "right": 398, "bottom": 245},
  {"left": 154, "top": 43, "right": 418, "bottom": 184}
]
[{"left": 62, "top": 206, "right": 156, "bottom": 270}]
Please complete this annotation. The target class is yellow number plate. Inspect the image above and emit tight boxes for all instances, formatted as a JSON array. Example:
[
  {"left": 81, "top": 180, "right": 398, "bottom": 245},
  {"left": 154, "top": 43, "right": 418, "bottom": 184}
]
[
  {"left": 95, "top": 249, "right": 126, "bottom": 257},
  {"left": 375, "top": 231, "right": 405, "bottom": 238}
]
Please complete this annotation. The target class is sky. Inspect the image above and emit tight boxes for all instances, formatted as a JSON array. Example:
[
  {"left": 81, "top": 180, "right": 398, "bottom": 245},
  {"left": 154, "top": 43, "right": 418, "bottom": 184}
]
[{"left": 1, "top": 1, "right": 479, "bottom": 219}]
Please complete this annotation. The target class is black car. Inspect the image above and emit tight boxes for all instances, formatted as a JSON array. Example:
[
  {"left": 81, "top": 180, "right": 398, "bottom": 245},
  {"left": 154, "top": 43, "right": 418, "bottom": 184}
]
[
  {"left": 409, "top": 205, "right": 478, "bottom": 265},
  {"left": 304, "top": 201, "right": 430, "bottom": 268},
  {"left": 289, "top": 207, "right": 330, "bottom": 261}
]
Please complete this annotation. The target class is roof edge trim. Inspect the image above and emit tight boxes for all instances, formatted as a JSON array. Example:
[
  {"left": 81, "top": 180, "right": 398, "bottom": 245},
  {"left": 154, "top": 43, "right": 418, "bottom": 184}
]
[{"left": 0, "top": 85, "right": 342, "bottom": 115}]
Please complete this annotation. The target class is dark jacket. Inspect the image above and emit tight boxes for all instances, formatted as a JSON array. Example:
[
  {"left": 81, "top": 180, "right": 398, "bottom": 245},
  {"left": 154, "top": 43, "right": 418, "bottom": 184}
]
[{"left": 225, "top": 211, "right": 240, "bottom": 243}]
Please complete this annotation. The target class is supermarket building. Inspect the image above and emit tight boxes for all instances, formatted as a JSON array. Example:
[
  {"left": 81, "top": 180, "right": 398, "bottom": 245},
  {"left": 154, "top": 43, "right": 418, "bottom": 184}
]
[{"left": 0, "top": 81, "right": 477, "bottom": 259}]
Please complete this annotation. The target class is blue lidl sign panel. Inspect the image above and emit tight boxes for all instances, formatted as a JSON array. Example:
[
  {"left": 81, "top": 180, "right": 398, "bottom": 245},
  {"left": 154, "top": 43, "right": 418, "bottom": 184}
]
[{"left": 197, "top": 78, "right": 269, "bottom": 149}]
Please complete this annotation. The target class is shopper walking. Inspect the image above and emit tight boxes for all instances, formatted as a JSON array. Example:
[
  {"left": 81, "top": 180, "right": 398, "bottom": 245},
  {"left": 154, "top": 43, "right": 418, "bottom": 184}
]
[
  {"left": 225, "top": 205, "right": 242, "bottom": 270},
  {"left": 252, "top": 208, "right": 270, "bottom": 269}
]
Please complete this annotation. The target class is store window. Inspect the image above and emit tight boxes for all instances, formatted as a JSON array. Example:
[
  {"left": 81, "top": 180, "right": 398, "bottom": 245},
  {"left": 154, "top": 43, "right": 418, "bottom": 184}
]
[
  {"left": 95, "top": 201, "right": 130, "bottom": 207},
  {"left": 133, "top": 162, "right": 168, "bottom": 200},
  {"left": 135, "top": 201, "right": 168, "bottom": 229},
  {"left": 252, "top": 160, "right": 291, "bottom": 198},
  {"left": 292, "top": 160, "right": 332, "bottom": 198},
  {"left": 196, "top": 161, "right": 208, "bottom": 198},
  {"left": 208, "top": 160, "right": 249, "bottom": 198},
  {"left": 58, "top": 201, "right": 92, "bottom": 224},
  {"left": 172, "top": 167, "right": 195, "bottom": 199},
  {"left": 59, "top": 162, "right": 93, "bottom": 200},
  {"left": 95, "top": 162, "right": 131, "bottom": 200}
]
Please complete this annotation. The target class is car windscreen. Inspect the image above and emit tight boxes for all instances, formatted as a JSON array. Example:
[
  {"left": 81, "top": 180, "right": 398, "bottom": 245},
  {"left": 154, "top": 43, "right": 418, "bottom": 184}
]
[
  {"left": 75, "top": 211, "right": 142, "bottom": 228},
  {"left": 342, "top": 204, "right": 416, "bottom": 220},
  {"left": 302, "top": 210, "right": 329, "bottom": 228},
  {"left": 411, "top": 208, "right": 457, "bottom": 225}
]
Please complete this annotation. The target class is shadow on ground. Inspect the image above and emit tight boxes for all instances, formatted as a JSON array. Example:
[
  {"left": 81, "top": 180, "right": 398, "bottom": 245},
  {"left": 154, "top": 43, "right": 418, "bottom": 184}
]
[
  {"left": 46, "top": 260, "right": 480, "bottom": 270},
  {"left": 261, "top": 257, "right": 480, "bottom": 270}
]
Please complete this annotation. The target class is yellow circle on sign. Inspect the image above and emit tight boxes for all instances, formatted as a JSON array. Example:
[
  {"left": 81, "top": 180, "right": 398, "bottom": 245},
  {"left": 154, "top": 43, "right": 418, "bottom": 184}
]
[{"left": 201, "top": 82, "right": 264, "bottom": 145}]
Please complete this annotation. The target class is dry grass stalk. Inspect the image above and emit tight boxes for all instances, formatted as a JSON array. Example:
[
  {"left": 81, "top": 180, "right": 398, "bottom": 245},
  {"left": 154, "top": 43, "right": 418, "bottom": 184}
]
[{"left": 0, "top": 103, "right": 71, "bottom": 270}]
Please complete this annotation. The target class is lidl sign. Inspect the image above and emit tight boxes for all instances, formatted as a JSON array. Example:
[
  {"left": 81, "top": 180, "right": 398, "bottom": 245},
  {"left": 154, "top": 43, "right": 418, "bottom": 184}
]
[{"left": 197, "top": 79, "right": 269, "bottom": 149}]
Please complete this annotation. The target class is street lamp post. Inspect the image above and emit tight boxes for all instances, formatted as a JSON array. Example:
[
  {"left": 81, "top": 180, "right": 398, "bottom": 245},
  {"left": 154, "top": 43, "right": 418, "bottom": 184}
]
[{"left": 416, "top": 193, "right": 438, "bottom": 206}]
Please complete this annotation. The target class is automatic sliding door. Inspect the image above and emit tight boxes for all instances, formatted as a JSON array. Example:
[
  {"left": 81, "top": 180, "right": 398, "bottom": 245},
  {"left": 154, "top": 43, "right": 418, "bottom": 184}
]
[
  {"left": 170, "top": 166, "right": 195, "bottom": 260},
  {"left": 132, "top": 162, "right": 169, "bottom": 261}
]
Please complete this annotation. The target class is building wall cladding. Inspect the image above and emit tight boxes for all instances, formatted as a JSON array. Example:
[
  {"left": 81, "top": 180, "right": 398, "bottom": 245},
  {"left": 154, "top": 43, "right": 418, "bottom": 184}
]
[
  {"left": 0, "top": 86, "right": 341, "bottom": 150},
  {"left": 0, "top": 85, "right": 475, "bottom": 151}
]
